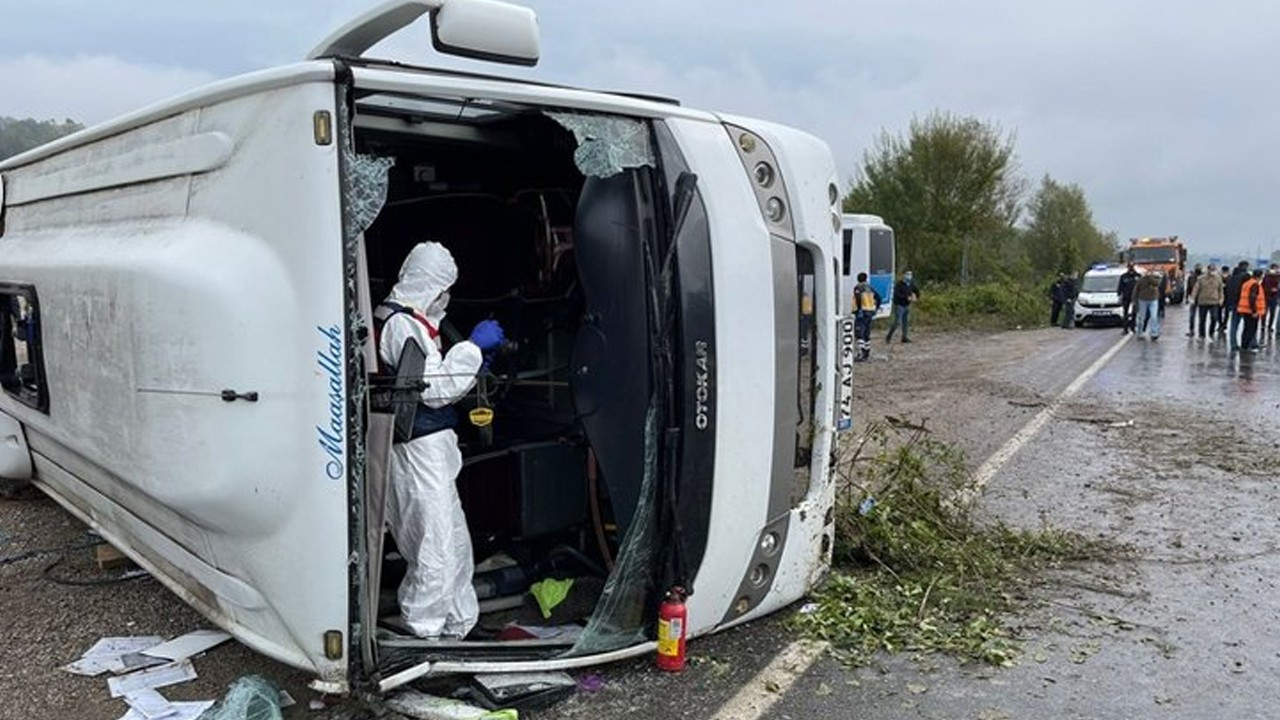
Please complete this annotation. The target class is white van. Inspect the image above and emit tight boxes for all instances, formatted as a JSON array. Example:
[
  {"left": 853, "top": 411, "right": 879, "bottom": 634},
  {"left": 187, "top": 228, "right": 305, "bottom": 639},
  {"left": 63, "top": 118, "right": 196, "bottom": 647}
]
[
  {"left": 0, "top": 0, "right": 846, "bottom": 693},
  {"left": 1072, "top": 265, "right": 1128, "bottom": 326}
]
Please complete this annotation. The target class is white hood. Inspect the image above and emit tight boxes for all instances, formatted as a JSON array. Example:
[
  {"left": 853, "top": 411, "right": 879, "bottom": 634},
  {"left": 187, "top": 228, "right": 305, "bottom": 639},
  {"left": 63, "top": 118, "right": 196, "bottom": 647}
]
[{"left": 387, "top": 242, "right": 457, "bottom": 320}]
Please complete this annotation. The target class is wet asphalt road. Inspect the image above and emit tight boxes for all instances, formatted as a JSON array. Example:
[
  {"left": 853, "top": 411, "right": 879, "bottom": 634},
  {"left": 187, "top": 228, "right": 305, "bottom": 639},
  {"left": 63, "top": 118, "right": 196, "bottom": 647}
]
[{"left": 764, "top": 308, "right": 1280, "bottom": 720}]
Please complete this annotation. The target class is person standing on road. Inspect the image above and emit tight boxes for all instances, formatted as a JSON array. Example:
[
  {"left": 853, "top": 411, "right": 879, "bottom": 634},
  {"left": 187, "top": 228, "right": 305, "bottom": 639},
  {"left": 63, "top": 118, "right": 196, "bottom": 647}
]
[
  {"left": 1238, "top": 268, "right": 1267, "bottom": 352},
  {"left": 1118, "top": 263, "right": 1140, "bottom": 334},
  {"left": 852, "top": 272, "right": 882, "bottom": 361},
  {"left": 1193, "top": 263, "right": 1224, "bottom": 340},
  {"left": 1217, "top": 265, "right": 1232, "bottom": 337},
  {"left": 1048, "top": 273, "right": 1068, "bottom": 327},
  {"left": 1263, "top": 264, "right": 1280, "bottom": 338},
  {"left": 1185, "top": 264, "right": 1203, "bottom": 337},
  {"left": 885, "top": 270, "right": 920, "bottom": 344},
  {"left": 1134, "top": 270, "right": 1163, "bottom": 340},
  {"left": 1059, "top": 273, "right": 1078, "bottom": 329},
  {"left": 1157, "top": 272, "right": 1168, "bottom": 320},
  {"left": 1225, "top": 261, "right": 1250, "bottom": 351}
]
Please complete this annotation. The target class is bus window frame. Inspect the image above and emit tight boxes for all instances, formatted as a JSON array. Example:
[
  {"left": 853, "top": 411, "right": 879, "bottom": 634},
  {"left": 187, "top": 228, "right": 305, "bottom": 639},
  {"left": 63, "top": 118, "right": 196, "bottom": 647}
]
[{"left": 0, "top": 283, "right": 49, "bottom": 414}]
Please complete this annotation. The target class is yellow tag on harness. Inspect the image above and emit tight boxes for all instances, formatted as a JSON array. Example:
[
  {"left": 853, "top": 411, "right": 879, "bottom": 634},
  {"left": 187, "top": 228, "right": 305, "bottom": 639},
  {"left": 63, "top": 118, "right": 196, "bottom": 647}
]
[{"left": 469, "top": 407, "right": 494, "bottom": 427}]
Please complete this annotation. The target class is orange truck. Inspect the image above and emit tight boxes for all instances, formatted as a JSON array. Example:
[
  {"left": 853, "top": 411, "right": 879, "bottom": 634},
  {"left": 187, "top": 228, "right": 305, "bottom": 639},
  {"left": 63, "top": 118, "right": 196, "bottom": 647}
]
[{"left": 1125, "top": 236, "right": 1188, "bottom": 303}]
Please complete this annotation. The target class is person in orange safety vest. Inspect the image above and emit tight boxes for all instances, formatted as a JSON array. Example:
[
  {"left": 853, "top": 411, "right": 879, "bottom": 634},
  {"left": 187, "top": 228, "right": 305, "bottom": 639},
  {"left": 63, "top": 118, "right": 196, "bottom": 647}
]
[{"left": 1237, "top": 268, "right": 1267, "bottom": 352}]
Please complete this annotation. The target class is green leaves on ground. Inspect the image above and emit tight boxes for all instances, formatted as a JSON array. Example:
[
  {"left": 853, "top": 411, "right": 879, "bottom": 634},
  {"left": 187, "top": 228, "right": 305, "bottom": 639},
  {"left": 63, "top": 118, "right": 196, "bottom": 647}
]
[{"left": 794, "top": 421, "right": 1104, "bottom": 666}]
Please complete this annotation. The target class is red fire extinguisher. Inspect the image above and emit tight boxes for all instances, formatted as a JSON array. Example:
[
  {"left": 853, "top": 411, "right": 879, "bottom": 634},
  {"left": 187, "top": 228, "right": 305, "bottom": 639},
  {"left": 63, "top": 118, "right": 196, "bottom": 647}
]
[{"left": 656, "top": 586, "right": 688, "bottom": 672}]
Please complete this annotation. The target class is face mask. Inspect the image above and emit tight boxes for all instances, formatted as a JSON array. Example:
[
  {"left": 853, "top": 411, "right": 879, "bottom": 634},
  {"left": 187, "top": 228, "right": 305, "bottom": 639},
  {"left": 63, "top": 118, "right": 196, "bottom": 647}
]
[
  {"left": 903, "top": 273, "right": 913, "bottom": 282},
  {"left": 425, "top": 291, "right": 450, "bottom": 317}
]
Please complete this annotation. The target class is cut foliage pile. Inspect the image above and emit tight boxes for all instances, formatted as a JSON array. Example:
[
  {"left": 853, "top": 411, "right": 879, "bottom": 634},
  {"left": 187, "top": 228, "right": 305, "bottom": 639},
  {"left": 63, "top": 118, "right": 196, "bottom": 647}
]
[{"left": 796, "top": 420, "right": 1107, "bottom": 666}]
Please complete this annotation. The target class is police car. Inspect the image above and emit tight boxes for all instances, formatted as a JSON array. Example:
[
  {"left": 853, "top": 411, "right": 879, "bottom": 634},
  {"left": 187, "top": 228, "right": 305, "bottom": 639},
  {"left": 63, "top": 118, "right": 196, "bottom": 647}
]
[{"left": 1072, "top": 264, "right": 1128, "bottom": 326}]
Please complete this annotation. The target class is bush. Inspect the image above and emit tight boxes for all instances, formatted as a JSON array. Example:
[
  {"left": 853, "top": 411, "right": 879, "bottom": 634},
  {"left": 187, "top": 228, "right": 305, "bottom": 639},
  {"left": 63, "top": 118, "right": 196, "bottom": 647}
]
[{"left": 911, "top": 281, "right": 1047, "bottom": 329}]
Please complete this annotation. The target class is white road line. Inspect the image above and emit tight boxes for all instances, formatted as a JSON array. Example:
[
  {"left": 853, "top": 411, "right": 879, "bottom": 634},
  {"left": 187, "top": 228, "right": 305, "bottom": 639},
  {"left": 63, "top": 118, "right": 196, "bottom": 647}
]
[
  {"left": 969, "top": 332, "right": 1131, "bottom": 493},
  {"left": 711, "top": 640, "right": 828, "bottom": 720},
  {"left": 712, "top": 332, "right": 1130, "bottom": 720}
]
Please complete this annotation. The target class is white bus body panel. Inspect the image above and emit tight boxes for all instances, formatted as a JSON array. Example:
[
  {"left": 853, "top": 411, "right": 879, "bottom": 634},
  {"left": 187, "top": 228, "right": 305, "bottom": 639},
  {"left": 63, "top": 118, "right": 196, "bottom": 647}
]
[
  {"left": 0, "top": 80, "right": 351, "bottom": 679},
  {"left": 0, "top": 410, "right": 33, "bottom": 480},
  {"left": 661, "top": 117, "right": 780, "bottom": 631},
  {"left": 0, "top": 56, "right": 842, "bottom": 683},
  {"left": 713, "top": 116, "right": 839, "bottom": 626}
]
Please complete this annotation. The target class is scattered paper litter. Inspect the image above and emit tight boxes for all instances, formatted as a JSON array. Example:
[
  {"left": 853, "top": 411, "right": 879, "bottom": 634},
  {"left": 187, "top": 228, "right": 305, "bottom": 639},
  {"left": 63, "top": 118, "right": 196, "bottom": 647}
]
[
  {"left": 124, "top": 688, "right": 179, "bottom": 720},
  {"left": 141, "top": 629, "right": 232, "bottom": 662},
  {"left": 62, "top": 656, "right": 120, "bottom": 677},
  {"left": 116, "top": 701, "right": 214, "bottom": 720},
  {"left": 62, "top": 636, "right": 165, "bottom": 677},
  {"left": 107, "top": 659, "right": 198, "bottom": 698},
  {"left": 109, "top": 653, "right": 170, "bottom": 675},
  {"left": 278, "top": 690, "right": 296, "bottom": 708},
  {"left": 86, "top": 637, "right": 167, "bottom": 658}
]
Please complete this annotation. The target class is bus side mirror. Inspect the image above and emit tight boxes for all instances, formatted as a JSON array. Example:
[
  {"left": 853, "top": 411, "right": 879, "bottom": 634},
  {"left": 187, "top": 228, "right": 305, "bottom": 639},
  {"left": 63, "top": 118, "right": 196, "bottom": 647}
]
[
  {"left": 308, "top": 0, "right": 540, "bottom": 67},
  {"left": 432, "top": 0, "right": 540, "bottom": 66}
]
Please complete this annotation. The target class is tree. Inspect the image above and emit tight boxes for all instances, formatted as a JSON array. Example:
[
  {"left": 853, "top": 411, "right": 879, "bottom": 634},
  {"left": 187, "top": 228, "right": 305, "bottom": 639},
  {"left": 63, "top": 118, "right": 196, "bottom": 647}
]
[
  {"left": 0, "top": 117, "right": 84, "bottom": 161},
  {"left": 845, "top": 112, "right": 1025, "bottom": 284},
  {"left": 1022, "top": 176, "right": 1116, "bottom": 276}
]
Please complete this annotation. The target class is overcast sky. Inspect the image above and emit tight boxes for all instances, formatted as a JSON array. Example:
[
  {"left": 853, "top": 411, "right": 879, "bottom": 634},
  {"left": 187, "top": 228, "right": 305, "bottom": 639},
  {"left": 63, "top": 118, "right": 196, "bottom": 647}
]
[{"left": 2, "top": 1, "right": 1278, "bottom": 258}]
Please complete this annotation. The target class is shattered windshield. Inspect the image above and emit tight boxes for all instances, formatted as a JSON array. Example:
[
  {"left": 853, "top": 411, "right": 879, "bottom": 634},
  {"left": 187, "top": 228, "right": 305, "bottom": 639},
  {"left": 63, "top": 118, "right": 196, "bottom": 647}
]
[{"left": 546, "top": 111, "right": 655, "bottom": 178}]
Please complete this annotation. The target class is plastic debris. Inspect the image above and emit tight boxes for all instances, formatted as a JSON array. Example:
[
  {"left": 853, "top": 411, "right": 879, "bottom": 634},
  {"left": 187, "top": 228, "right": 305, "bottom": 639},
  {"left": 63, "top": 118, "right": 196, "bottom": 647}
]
[
  {"left": 858, "top": 497, "right": 877, "bottom": 516},
  {"left": 528, "top": 578, "right": 575, "bottom": 620},
  {"left": 575, "top": 673, "right": 605, "bottom": 693},
  {"left": 198, "top": 675, "right": 283, "bottom": 720}
]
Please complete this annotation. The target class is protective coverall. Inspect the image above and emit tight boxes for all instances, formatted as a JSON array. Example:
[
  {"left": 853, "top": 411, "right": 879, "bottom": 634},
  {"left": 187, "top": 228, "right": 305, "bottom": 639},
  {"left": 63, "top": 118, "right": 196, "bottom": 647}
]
[{"left": 377, "top": 241, "right": 504, "bottom": 638}]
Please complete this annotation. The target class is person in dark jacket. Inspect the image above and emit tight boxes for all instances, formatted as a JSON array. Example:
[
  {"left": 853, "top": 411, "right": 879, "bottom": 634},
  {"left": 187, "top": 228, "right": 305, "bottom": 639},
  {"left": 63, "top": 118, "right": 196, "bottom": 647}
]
[
  {"left": 1217, "top": 265, "right": 1232, "bottom": 336},
  {"left": 1059, "top": 274, "right": 1078, "bottom": 328},
  {"left": 1117, "top": 263, "right": 1140, "bottom": 334},
  {"left": 1263, "top": 264, "right": 1280, "bottom": 337},
  {"left": 1225, "top": 261, "right": 1250, "bottom": 350},
  {"left": 1048, "top": 274, "right": 1068, "bottom": 326},
  {"left": 884, "top": 270, "right": 920, "bottom": 343}
]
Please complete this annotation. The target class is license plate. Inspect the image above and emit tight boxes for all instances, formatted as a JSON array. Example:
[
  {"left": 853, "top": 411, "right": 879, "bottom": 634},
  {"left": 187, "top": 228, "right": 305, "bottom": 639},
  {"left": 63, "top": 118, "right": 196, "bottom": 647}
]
[
  {"left": 837, "top": 316, "right": 855, "bottom": 431},
  {"left": 1091, "top": 310, "right": 1112, "bottom": 316}
]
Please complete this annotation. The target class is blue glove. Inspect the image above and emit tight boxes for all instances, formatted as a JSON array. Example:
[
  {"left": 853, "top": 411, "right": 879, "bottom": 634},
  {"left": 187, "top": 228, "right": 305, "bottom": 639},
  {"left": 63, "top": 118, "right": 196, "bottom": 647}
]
[{"left": 469, "top": 319, "right": 506, "bottom": 352}]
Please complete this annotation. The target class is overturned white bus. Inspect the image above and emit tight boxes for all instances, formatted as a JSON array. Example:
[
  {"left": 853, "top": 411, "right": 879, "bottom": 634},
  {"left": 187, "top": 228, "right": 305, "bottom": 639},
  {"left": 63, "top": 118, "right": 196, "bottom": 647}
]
[{"left": 0, "top": 0, "right": 847, "bottom": 693}]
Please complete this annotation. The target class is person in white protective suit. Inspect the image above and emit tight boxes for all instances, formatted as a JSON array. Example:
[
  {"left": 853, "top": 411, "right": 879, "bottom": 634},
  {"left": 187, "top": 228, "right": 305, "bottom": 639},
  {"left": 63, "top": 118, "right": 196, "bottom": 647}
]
[{"left": 376, "top": 242, "right": 505, "bottom": 638}]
